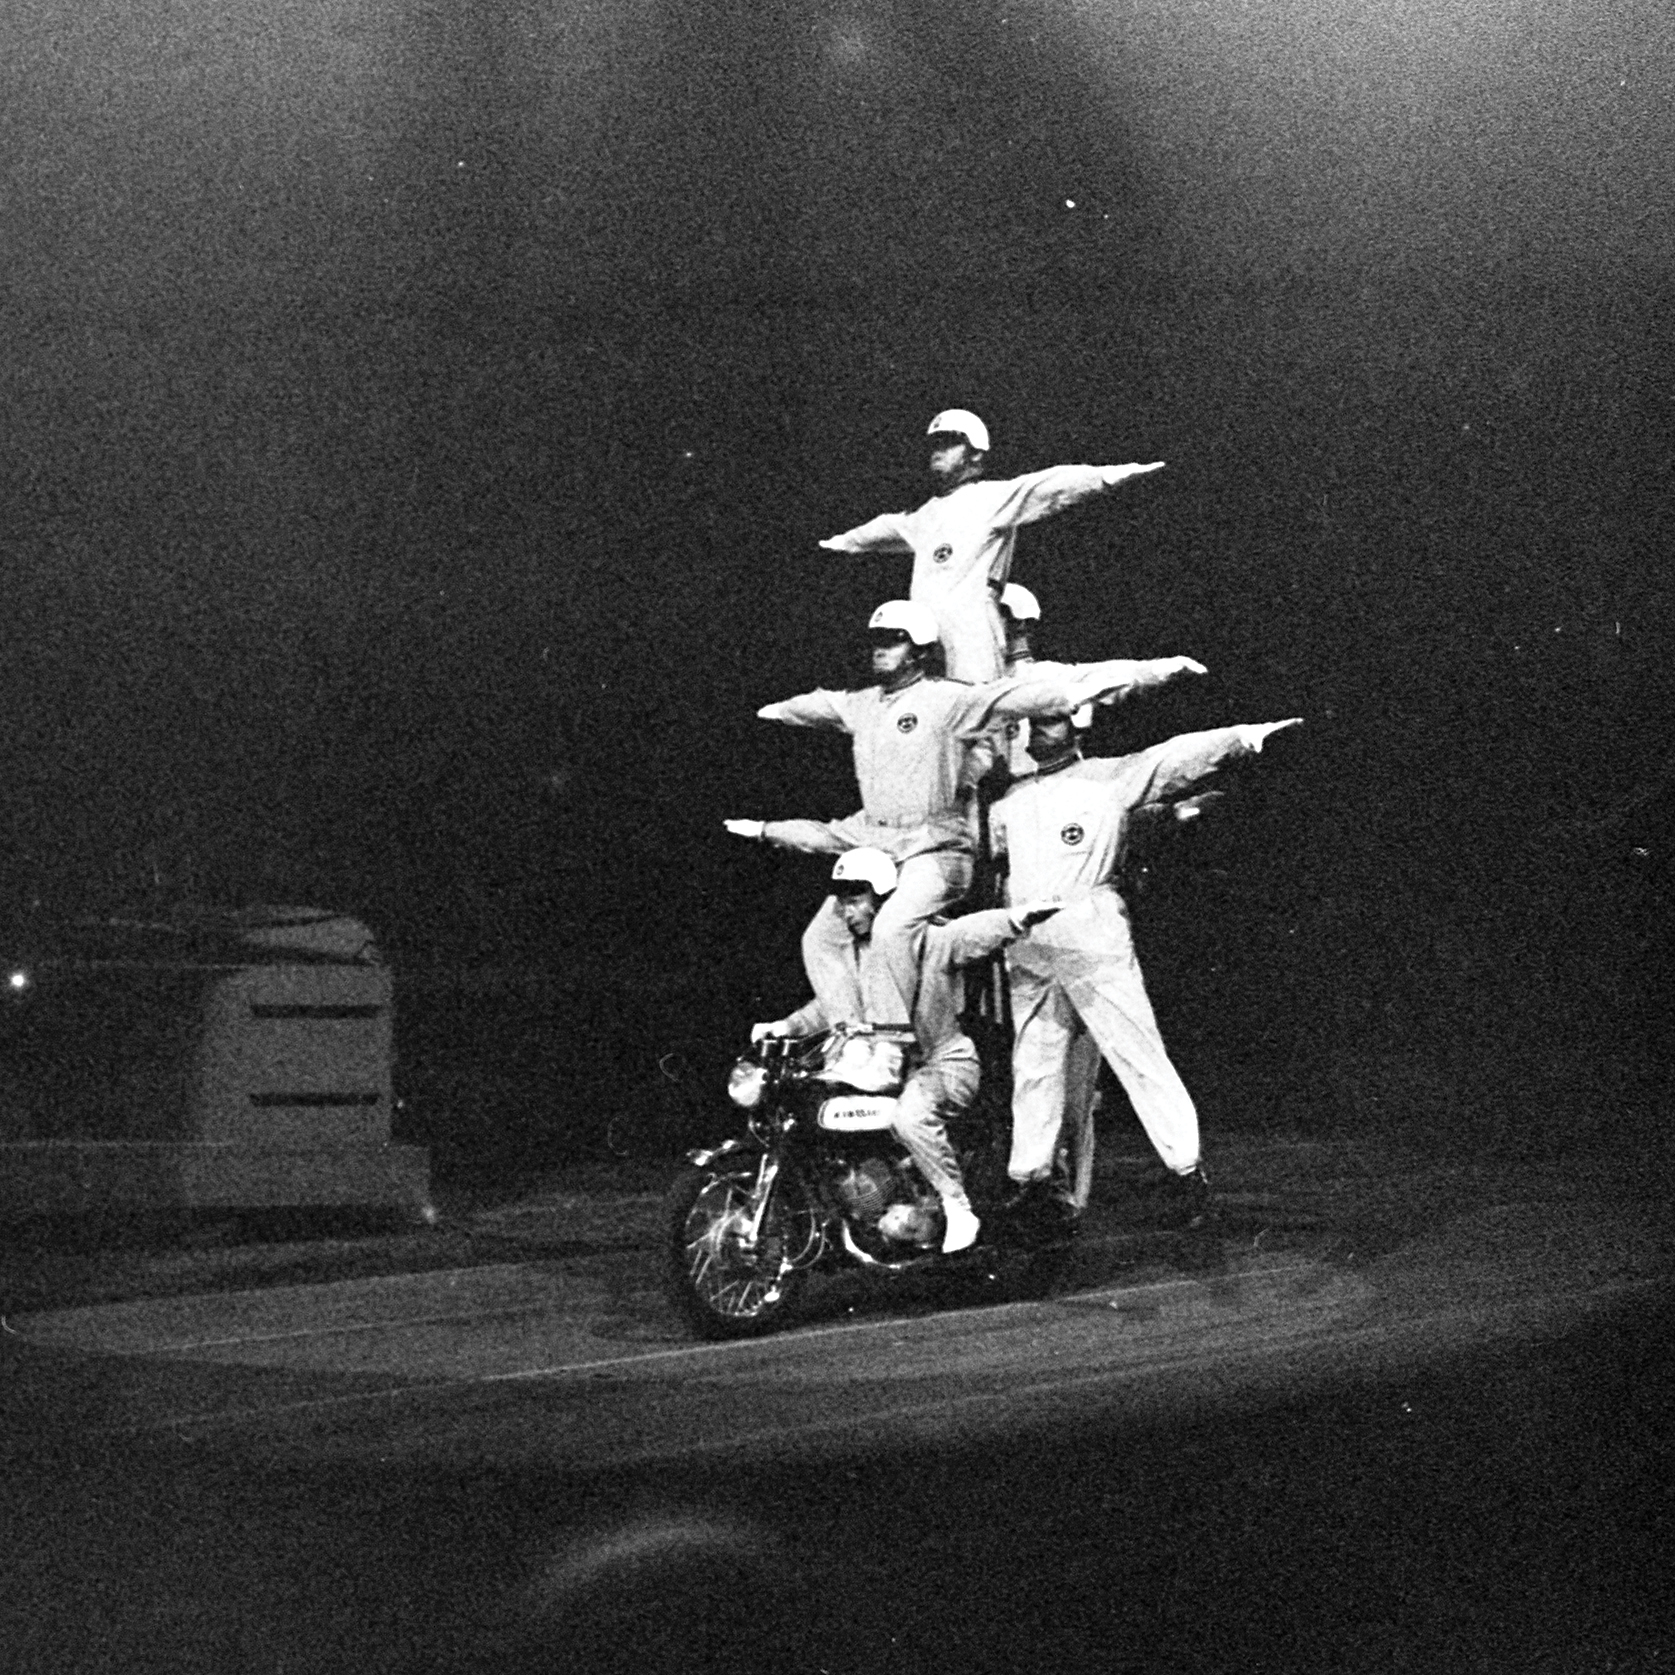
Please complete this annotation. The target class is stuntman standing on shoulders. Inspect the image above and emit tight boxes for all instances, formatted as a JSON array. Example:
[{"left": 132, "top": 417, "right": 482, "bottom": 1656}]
[
  {"left": 817, "top": 408, "right": 1166, "bottom": 684},
  {"left": 753, "top": 847, "right": 1064, "bottom": 1255},
  {"left": 987, "top": 581, "right": 1101, "bottom": 785},
  {"left": 725, "top": 599, "right": 1206, "bottom": 1033}
]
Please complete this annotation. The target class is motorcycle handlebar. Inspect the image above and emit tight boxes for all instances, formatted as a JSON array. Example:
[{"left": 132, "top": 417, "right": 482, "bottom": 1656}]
[{"left": 751, "top": 1023, "right": 917, "bottom": 1068}]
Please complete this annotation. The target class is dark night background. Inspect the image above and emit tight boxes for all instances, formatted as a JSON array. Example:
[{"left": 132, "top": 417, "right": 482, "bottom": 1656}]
[{"left": 3, "top": 0, "right": 1670, "bottom": 1157}]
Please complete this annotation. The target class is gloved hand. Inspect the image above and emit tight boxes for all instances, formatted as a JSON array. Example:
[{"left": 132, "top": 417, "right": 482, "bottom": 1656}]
[
  {"left": 1010, "top": 899, "right": 1066, "bottom": 932},
  {"left": 725, "top": 819, "right": 767, "bottom": 841},
  {"left": 750, "top": 1020, "right": 792, "bottom": 1043},
  {"left": 1242, "top": 718, "right": 1304, "bottom": 752},
  {"left": 1101, "top": 462, "right": 1166, "bottom": 485},
  {"left": 1172, "top": 790, "right": 1226, "bottom": 824},
  {"left": 1096, "top": 654, "right": 1206, "bottom": 708}
]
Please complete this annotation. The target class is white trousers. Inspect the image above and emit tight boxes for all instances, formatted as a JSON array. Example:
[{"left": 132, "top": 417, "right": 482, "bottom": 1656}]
[
  {"left": 1008, "top": 947, "right": 1201, "bottom": 1188},
  {"left": 893, "top": 1047, "right": 980, "bottom": 1204},
  {"left": 931, "top": 592, "right": 1006, "bottom": 685},
  {"left": 800, "top": 848, "right": 973, "bottom": 1025}
]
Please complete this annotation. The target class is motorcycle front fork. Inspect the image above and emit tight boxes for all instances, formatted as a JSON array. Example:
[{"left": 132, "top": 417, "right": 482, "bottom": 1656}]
[
  {"left": 739, "top": 1151, "right": 782, "bottom": 1250},
  {"left": 737, "top": 1150, "right": 828, "bottom": 1271}
]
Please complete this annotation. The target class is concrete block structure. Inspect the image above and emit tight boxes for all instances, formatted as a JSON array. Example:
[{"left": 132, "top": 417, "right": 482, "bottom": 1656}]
[{"left": 0, "top": 907, "right": 429, "bottom": 1218}]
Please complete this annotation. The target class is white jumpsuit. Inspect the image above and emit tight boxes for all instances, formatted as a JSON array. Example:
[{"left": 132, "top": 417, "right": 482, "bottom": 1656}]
[
  {"left": 820, "top": 466, "right": 1148, "bottom": 683},
  {"left": 771, "top": 908, "right": 1031, "bottom": 1203},
  {"left": 757, "top": 660, "right": 1195, "bottom": 1023},
  {"left": 990, "top": 727, "right": 1270, "bottom": 1201}
]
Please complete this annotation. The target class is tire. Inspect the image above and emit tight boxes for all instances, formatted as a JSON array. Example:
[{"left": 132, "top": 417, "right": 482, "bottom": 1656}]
[{"left": 663, "top": 1157, "right": 819, "bottom": 1340}]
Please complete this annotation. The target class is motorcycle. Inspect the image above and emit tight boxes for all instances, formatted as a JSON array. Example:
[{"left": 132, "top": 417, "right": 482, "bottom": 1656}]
[{"left": 664, "top": 1020, "right": 1075, "bottom": 1340}]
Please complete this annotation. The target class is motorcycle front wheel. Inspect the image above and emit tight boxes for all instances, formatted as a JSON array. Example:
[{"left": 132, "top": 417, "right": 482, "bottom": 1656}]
[{"left": 664, "top": 1157, "right": 820, "bottom": 1340}]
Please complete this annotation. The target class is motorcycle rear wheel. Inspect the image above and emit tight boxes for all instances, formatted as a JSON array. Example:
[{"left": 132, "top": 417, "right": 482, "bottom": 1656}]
[{"left": 664, "top": 1159, "right": 818, "bottom": 1340}]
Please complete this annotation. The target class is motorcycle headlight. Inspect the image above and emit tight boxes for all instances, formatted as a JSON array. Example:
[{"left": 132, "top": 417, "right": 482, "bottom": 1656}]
[{"left": 727, "top": 1059, "right": 767, "bottom": 1109}]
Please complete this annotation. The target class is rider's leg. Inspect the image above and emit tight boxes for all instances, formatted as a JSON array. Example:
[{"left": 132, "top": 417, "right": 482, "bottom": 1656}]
[
  {"left": 1009, "top": 979, "right": 1098, "bottom": 1207},
  {"left": 1007, "top": 966, "right": 1080, "bottom": 1184},
  {"left": 1066, "top": 959, "right": 1201, "bottom": 1176},
  {"left": 868, "top": 849, "right": 973, "bottom": 1023},
  {"left": 1059, "top": 1033, "right": 1102, "bottom": 1212},
  {"left": 798, "top": 896, "right": 866, "bottom": 1024},
  {"left": 892, "top": 1051, "right": 982, "bottom": 1252}
]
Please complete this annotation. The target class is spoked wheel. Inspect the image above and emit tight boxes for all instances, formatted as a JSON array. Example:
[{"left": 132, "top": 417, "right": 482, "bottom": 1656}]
[{"left": 664, "top": 1157, "right": 821, "bottom": 1339}]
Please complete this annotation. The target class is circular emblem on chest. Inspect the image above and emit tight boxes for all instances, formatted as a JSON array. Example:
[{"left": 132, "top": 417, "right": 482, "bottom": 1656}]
[
  {"left": 896, "top": 713, "right": 919, "bottom": 734},
  {"left": 931, "top": 543, "right": 954, "bottom": 565},
  {"left": 1059, "top": 823, "right": 1085, "bottom": 847}
]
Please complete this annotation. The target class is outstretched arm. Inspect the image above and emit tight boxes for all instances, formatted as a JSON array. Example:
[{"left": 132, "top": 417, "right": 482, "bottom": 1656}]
[
  {"left": 754, "top": 995, "right": 829, "bottom": 1041},
  {"left": 950, "top": 656, "right": 1208, "bottom": 735},
  {"left": 723, "top": 818, "right": 852, "bottom": 856},
  {"left": 817, "top": 512, "right": 914, "bottom": 555},
  {"left": 757, "top": 689, "right": 850, "bottom": 731},
  {"left": 930, "top": 900, "right": 1065, "bottom": 966},
  {"left": 1070, "top": 655, "right": 1207, "bottom": 709},
  {"left": 1125, "top": 719, "right": 1304, "bottom": 807},
  {"left": 1239, "top": 718, "right": 1305, "bottom": 752},
  {"left": 985, "top": 462, "right": 1167, "bottom": 530}
]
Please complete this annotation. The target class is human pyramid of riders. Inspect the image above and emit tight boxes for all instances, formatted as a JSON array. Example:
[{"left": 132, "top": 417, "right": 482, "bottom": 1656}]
[{"left": 722, "top": 409, "right": 1302, "bottom": 1257}]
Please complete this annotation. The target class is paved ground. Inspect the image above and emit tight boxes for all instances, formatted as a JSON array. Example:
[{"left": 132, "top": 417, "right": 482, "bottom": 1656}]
[{"left": 1, "top": 1119, "right": 1671, "bottom": 1673}]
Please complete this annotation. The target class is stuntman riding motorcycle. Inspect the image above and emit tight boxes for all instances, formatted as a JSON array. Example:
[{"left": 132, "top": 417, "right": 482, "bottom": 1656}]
[{"left": 753, "top": 847, "right": 1064, "bottom": 1255}]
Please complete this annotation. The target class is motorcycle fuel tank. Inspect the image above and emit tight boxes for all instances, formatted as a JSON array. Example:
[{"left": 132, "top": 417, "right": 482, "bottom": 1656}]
[{"left": 816, "top": 1094, "right": 899, "bottom": 1132}]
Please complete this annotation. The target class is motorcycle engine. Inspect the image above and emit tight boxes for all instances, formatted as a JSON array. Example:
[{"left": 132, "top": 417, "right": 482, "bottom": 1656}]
[
  {"left": 876, "top": 1201, "right": 941, "bottom": 1246},
  {"left": 833, "top": 1156, "right": 898, "bottom": 1227},
  {"left": 833, "top": 1155, "right": 940, "bottom": 1248}
]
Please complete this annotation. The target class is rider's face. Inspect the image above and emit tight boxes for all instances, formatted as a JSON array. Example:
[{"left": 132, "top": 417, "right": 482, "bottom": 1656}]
[
  {"left": 836, "top": 888, "right": 881, "bottom": 939},
  {"left": 869, "top": 634, "right": 914, "bottom": 681},
  {"left": 1026, "top": 714, "right": 1077, "bottom": 762},
  {"left": 928, "top": 437, "right": 981, "bottom": 492}
]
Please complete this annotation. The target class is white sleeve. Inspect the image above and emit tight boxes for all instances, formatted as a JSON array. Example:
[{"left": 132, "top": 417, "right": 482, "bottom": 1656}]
[
  {"left": 1122, "top": 727, "right": 1259, "bottom": 807},
  {"left": 778, "top": 996, "right": 830, "bottom": 1037},
  {"left": 929, "top": 908, "right": 1025, "bottom": 967},
  {"left": 945, "top": 660, "right": 1178, "bottom": 735},
  {"left": 818, "top": 512, "right": 914, "bottom": 554},
  {"left": 757, "top": 689, "right": 851, "bottom": 730},
  {"left": 761, "top": 819, "right": 852, "bottom": 856},
  {"left": 982, "top": 465, "right": 1114, "bottom": 530}
]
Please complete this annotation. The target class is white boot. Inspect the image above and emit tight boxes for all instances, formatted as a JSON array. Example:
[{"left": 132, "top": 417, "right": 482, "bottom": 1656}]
[{"left": 941, "top": 1194, "right": 981, "bottom": 1254}]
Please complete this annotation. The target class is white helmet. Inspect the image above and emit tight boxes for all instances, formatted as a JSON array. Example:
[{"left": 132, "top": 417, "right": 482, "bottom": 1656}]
[
  {"left": 998, "top": 582, "right": 1040, "bottom": 622},
  {"left": 867, "top": 599, "right": 940, "bottom": 647},
  {"left": 831, "top": 847, "right": 899, "bottom": 896},
  {"left": 926, "top": 409, "right": 990, "bottom": 452}
]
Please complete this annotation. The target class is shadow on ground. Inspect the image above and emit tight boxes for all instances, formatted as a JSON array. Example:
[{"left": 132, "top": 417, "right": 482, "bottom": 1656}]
[{"left": 2, "top": 1280, "right": 1669, "bottom": 1675}]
